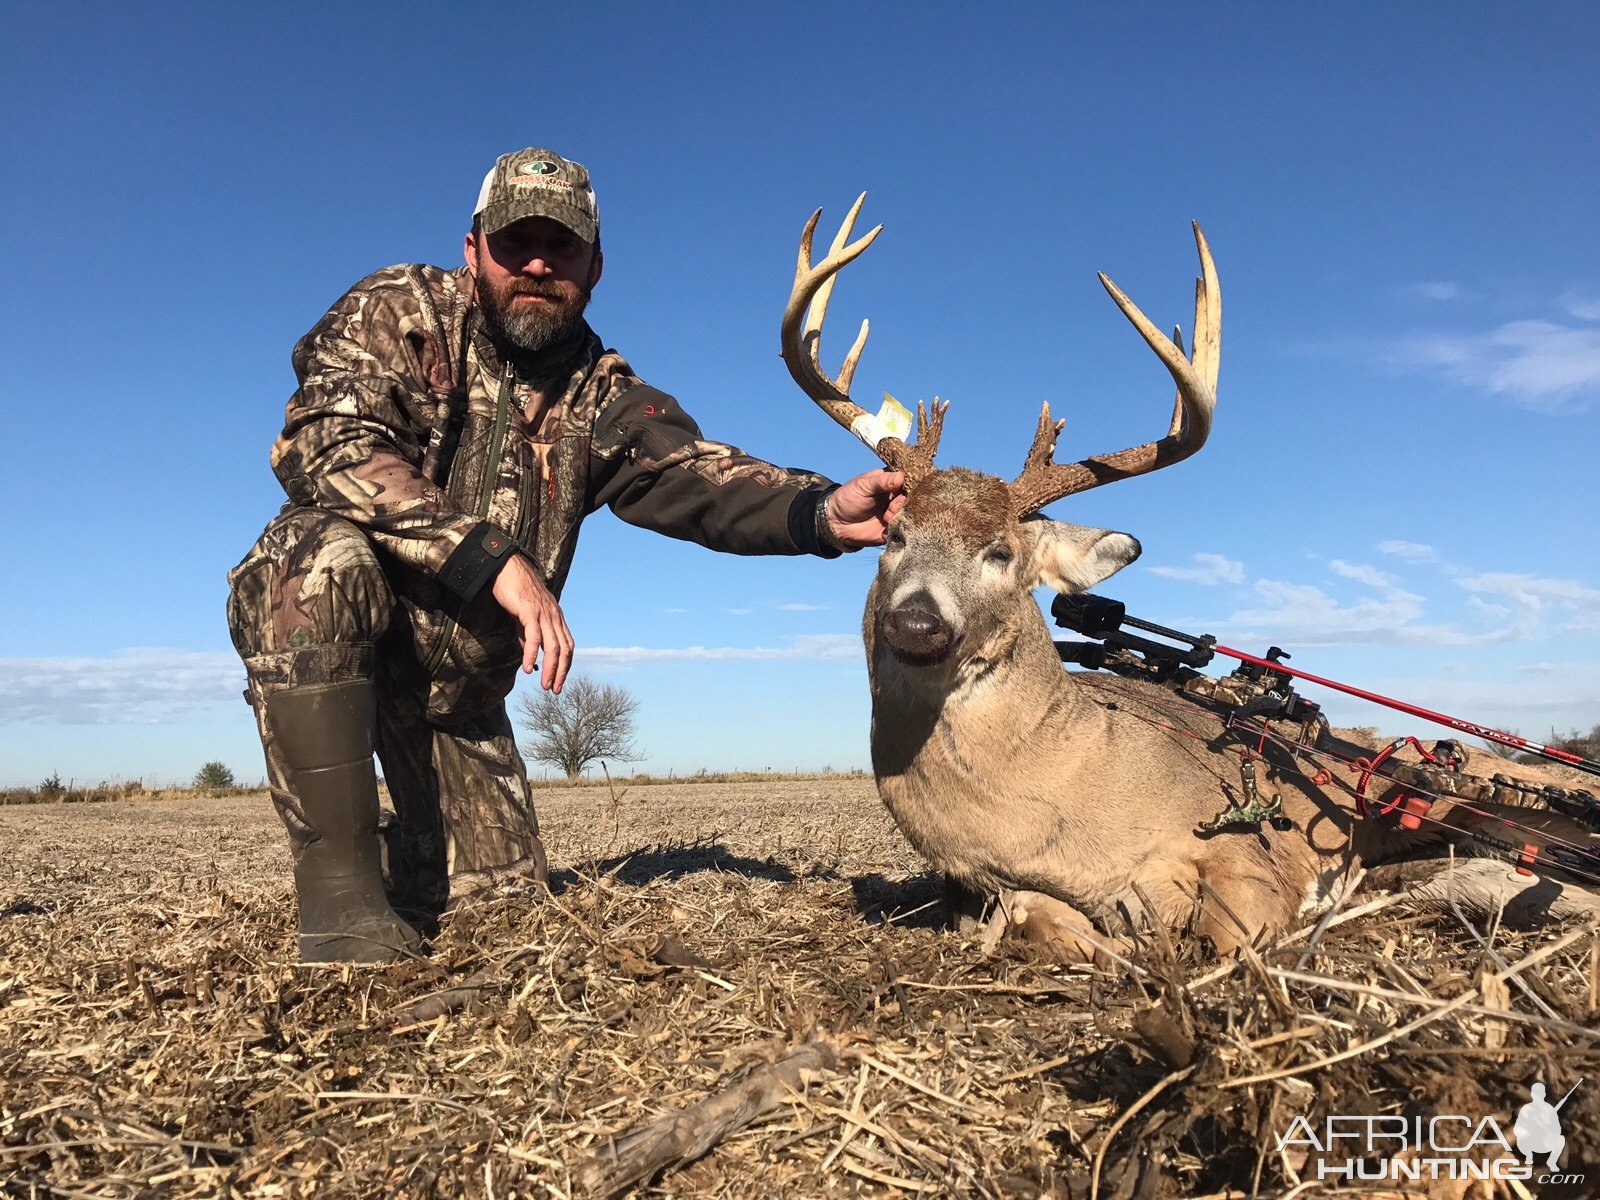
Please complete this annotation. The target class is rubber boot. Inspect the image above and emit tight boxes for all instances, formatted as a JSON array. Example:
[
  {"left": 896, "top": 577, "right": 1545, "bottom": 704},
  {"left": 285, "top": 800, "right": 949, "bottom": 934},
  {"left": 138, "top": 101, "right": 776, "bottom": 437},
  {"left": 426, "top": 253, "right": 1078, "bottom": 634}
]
[{"left": 265, "top": 679, "right": 423, "bottom": 963}]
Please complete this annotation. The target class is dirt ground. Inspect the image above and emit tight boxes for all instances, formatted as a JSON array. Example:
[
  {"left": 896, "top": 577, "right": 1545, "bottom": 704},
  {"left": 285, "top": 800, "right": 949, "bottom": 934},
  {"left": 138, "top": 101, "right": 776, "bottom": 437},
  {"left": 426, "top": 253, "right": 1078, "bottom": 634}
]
[{"left": 2, "top": 780, "right": 1598, "bottom": 1199}]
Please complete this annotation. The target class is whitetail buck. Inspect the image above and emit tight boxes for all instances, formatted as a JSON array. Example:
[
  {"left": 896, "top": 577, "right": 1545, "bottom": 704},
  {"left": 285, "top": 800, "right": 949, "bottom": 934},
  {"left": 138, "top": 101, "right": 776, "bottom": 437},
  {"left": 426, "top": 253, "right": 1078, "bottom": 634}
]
[{"left": 781, "top": 197, "right": 1600, "bottom": 960}]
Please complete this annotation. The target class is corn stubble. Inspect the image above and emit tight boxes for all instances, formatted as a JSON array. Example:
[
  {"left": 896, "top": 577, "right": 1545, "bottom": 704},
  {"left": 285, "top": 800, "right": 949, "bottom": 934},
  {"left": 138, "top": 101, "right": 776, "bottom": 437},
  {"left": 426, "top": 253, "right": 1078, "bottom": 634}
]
[{"left": 2, "top": 779, "right": 1597, "bottom": 1198}]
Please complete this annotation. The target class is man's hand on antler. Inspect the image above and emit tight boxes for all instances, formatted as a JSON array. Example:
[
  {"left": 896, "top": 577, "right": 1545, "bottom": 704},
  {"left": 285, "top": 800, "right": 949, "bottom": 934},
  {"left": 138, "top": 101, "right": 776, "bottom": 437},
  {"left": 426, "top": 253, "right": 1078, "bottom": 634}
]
[{"left": 825, "top": 469, "right": 906, "bottom": 549}]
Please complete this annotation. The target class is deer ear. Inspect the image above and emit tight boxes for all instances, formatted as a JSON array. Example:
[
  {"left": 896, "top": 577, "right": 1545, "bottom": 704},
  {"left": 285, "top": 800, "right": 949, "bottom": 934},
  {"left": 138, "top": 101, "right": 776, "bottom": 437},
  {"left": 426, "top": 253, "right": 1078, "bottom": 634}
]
[{"left": 1022, "top": 517, "right": 1142, "bottom": 593}]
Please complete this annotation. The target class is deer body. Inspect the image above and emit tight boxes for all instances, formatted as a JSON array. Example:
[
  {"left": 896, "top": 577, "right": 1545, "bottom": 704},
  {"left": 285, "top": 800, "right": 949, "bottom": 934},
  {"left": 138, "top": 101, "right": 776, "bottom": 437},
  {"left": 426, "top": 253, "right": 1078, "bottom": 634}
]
[
  {"left": 861, "top": 470, "right": 1342, "bottom": 955},
  {"left": 781, "top": 200, "right": 1599, "bottom": 958}
]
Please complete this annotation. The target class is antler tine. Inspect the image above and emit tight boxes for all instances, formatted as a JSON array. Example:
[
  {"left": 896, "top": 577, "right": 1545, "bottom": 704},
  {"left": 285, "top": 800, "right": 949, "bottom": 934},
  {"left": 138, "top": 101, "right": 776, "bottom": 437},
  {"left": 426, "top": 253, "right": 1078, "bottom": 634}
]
[
  {"left": 836, "top": 320, "right": 870, "bottom": 394},
  {"left": 1019, "top": 404, "right": 1067, "bottom": 476},
  {"left": 1188, "top": 222, "right": 1222, "bottom": 397},
  {"left": 804, "top": 193, "right": 868, "bottom": 368},
  {"left": 880, "top": 398, "right": 952, "bottom": 489},
  {"left": 916, "top": 399, "right": 951, "bottom": 460},
  {"left": 781, "top": 196, "right": 953, "bottom": 482},
  {"left": 780, "top": 196, "right": 887, "bottom": 449},
  {"left": 1163, "top": 325, "right": 1186, "bottom": 440},
  {"left": 1007, "top": 223, "right": 1221, "bottom": 519}
]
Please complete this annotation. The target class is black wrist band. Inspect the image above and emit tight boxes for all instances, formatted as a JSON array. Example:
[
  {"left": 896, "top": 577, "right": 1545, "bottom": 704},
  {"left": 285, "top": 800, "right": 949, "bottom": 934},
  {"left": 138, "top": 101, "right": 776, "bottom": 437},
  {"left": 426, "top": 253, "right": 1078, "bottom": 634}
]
[{"left": 438, "top": 522, "right": 518, "bottom": 601}]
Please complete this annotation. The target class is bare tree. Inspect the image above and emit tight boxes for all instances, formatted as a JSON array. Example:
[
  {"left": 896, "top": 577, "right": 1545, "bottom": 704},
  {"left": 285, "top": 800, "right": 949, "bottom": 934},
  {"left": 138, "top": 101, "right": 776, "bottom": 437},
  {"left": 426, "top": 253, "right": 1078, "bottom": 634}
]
[
  {"left": 1477, "top": 736, "right": 1524, "bottom": 761},
  {"left": 517, "top": 676, "right": 643, "bottom": 780},
  {"left": 1552, "top": 724, "right": 1600, "bottom": 761}
]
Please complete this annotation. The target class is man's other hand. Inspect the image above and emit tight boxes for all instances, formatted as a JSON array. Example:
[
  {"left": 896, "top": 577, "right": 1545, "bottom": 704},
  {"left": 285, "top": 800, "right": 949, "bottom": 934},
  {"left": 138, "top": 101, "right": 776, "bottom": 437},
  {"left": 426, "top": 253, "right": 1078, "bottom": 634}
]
[
  {"left": 826, "top": 469, "right": 906, "bottom": 549},
  {"left": 490, "top": 554, "right": 574, "bottom": 692}
]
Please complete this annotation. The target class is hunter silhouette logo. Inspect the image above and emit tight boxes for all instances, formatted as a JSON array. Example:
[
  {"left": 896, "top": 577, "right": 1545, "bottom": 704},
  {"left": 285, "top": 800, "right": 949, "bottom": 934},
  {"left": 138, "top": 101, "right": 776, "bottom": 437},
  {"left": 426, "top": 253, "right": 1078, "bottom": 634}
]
[{"left": 1515, "top": 1080, "right": 1581, "bottom": 1169}]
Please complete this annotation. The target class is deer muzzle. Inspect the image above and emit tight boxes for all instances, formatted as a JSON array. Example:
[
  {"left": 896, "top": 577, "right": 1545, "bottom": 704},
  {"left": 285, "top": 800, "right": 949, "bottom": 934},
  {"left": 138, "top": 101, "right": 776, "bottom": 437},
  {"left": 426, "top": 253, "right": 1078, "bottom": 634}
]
[{"left": 880, "top": 602, "right": 957, "bottom": 666}]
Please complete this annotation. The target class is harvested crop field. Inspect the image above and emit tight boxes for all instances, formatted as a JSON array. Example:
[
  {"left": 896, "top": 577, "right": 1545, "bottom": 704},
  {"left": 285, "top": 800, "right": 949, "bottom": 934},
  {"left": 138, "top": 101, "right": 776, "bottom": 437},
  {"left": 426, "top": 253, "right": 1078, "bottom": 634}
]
[{"left": 2, "top": 778, "right": 1598, "bottom": 1199}]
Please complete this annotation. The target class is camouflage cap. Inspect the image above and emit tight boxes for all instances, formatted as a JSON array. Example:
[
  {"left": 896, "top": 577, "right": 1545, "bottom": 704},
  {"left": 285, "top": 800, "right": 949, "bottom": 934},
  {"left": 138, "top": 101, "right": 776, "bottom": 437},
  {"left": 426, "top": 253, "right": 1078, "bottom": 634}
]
[{"left": 473, "top": 148, "right": 599, "bottom": 242}]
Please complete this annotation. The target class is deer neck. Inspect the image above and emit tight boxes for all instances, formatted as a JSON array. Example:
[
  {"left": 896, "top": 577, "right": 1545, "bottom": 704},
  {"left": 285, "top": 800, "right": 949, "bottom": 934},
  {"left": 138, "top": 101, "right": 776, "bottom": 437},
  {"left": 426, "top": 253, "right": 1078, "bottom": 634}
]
[{"left": 867, "top": 597, "right": 1083, "bottom": 781}]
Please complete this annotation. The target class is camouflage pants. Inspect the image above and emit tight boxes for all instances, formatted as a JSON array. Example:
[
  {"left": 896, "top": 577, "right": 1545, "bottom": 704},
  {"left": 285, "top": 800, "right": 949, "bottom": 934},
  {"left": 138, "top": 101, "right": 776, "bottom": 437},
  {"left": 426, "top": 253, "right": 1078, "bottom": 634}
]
[{"left": 227, "top": 507, "right": 547, "bottom": 911}]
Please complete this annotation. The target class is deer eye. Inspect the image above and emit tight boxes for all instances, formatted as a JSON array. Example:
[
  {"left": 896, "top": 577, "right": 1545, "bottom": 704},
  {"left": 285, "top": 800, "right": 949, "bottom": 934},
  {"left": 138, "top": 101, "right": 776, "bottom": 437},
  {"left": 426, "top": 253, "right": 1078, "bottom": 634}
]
[{"left": 985, "top": 546, "right": 1014, "bottom": 566}]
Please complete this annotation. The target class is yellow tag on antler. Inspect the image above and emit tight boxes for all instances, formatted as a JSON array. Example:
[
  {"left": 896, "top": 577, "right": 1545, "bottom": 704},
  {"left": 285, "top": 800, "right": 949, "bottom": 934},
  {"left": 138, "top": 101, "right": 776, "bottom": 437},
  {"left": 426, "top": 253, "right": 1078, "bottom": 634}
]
[{"left": 848, "top": 393, "right": 914, "bottom": 450}]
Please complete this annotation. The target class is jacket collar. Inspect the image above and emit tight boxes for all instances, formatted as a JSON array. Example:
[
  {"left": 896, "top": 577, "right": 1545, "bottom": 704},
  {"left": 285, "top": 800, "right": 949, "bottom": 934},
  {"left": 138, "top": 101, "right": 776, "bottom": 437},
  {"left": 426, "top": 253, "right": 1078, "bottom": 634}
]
[{"left": 466, "top": 303, "right": 602, "bottom": 392}]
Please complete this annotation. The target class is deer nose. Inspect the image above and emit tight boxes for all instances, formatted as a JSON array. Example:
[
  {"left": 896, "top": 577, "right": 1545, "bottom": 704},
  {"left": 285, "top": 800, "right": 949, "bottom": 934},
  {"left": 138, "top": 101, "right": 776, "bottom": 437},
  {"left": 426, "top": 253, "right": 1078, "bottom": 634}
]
[{"left": 880, "top": 604, "right": 955, "bottom": 665}]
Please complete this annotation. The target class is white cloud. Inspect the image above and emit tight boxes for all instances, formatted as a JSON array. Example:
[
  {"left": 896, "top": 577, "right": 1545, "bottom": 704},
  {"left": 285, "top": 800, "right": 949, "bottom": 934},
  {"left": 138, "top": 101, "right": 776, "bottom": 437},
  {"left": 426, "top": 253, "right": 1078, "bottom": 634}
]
[
  {"left": 1377, "top": 540, "right": 1439, "bottom": 563},
  {"left": 0, "top": 631, "right": 873, "bottom": 724},
  {"left": 1214, "top": 575, "right": 1534, "bottom": 648},
  {"left": 1406, "top": 282, "right": 1464, "bottom": 302},
  {"left": 1219, "top": 579, "right": 1426, "bottom": 645},
  {"left": 725, "top": 607, "right": 753, "bottom": 616},
  {"left": 1147, "top": 552, "right": 1246, "bottom": 586},
  {"left": 582, "top": 634, "right": 862, "bottom": 666},
  {"left": 1398, "top": 319, "right": 1600, "bottom": 411},
  {"left": 1460, "top": 573, "right": 1600, "bottom": 604},
  {"left": 779, "top": 602, "right": 830, "bottom": 612},
  {"left": 1458, "top": 572, "right": 1600, "bottom": 635},
  {"left": 661, "top": 607, "right": 687, "bottom": 615},
  {"left": 1200, "top": 558, "right": 1600, "bottom": 650},
  {"left": 1466, "top": 595, "right": 1512, "bottom": 621},
  {"left": 1329, "top": 559, "right": 1394, "bottom": 589},
  {"left": 1561, "top": 291, "right": 1600, "bottom": 322},
  {"left": 0, "top": 648, "right": 244, "bottom": 725}
]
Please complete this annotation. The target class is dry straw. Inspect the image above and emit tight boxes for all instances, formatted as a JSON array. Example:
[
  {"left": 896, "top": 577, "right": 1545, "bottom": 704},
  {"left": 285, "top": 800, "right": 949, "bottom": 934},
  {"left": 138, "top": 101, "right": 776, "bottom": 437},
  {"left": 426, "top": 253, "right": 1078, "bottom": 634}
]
[{"left": 3, "top": 779, "right": 1597, "bottom": 1197}]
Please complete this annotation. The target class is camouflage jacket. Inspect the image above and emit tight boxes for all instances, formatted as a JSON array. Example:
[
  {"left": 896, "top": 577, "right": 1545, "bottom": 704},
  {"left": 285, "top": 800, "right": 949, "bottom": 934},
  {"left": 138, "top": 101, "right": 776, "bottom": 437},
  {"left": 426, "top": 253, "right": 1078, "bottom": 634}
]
[{"left": 269, "top": 264, "right": 838, "bottom": 716}]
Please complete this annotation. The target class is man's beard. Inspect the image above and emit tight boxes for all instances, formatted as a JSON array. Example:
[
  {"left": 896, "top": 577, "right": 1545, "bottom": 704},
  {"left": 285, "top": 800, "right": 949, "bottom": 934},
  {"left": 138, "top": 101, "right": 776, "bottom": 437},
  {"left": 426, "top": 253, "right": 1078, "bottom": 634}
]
[{"left": 476, "top": 276, "right": 591, "bottom": 357}]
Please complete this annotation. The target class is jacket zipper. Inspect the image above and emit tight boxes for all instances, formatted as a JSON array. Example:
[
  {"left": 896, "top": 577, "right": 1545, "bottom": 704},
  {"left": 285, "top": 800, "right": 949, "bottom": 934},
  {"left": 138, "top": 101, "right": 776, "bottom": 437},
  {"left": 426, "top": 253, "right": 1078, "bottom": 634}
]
[{"left": 426, "top": 362, "right": 516, "bottom": 676}]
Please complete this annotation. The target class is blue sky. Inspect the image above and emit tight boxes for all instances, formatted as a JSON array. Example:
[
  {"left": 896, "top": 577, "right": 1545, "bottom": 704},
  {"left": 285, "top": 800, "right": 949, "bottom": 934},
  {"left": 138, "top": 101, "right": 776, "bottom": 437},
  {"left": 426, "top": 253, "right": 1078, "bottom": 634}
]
[{"left": 3, "top": 3, "right": 1597, "bottom": 785}]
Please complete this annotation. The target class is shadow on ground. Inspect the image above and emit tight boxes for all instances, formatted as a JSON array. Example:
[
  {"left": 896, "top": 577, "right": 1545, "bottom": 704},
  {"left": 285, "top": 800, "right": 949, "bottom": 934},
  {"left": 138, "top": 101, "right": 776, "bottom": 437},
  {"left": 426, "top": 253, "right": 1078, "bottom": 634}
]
[
  {"left": 553, "top": 839, "right": 816, "bottom": 889},
  {"left": 544, "top": 837, "right": 953, "bottom": 931},
  {"left": 850, "top": 872, "right": 950, "bottom": 929}
]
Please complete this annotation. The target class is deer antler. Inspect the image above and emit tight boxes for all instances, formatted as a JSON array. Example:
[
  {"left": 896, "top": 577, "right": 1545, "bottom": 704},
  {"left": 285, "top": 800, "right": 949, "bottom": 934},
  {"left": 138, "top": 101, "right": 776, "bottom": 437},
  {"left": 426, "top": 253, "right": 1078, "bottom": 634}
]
[
  {"left": 1008, "top": 222, "right": 1220, "bottom": 518},
  {"left": 780, "top": 195, "right": 947, "bottom": 487}
]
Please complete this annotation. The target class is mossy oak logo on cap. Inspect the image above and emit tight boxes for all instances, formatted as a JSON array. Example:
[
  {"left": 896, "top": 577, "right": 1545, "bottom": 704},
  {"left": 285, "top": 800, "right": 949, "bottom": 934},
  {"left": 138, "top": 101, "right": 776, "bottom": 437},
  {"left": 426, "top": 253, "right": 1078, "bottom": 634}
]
[{"left": 474, "top": 148, "right": 598, "bottom": 238}]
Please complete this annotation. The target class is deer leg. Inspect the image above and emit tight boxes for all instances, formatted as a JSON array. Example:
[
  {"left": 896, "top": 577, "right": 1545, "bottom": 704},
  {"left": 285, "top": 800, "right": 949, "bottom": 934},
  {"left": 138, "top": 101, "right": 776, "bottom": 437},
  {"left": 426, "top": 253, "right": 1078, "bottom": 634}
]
[
  {"left": 1195, "top": 856, "right": 1296, "bottom": 955},
  {"left": 1115, "top": 867, "right": 1203, "bottom": 938},
  {"left": 943, "top": 875, "right": 989, "bottom": 932},
  {"left": 1001, "top": 890, "right": 1129, "bottom": 965},
  {"left": 1364, "top": 857, "right": 1600, "bottom": 925}
]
